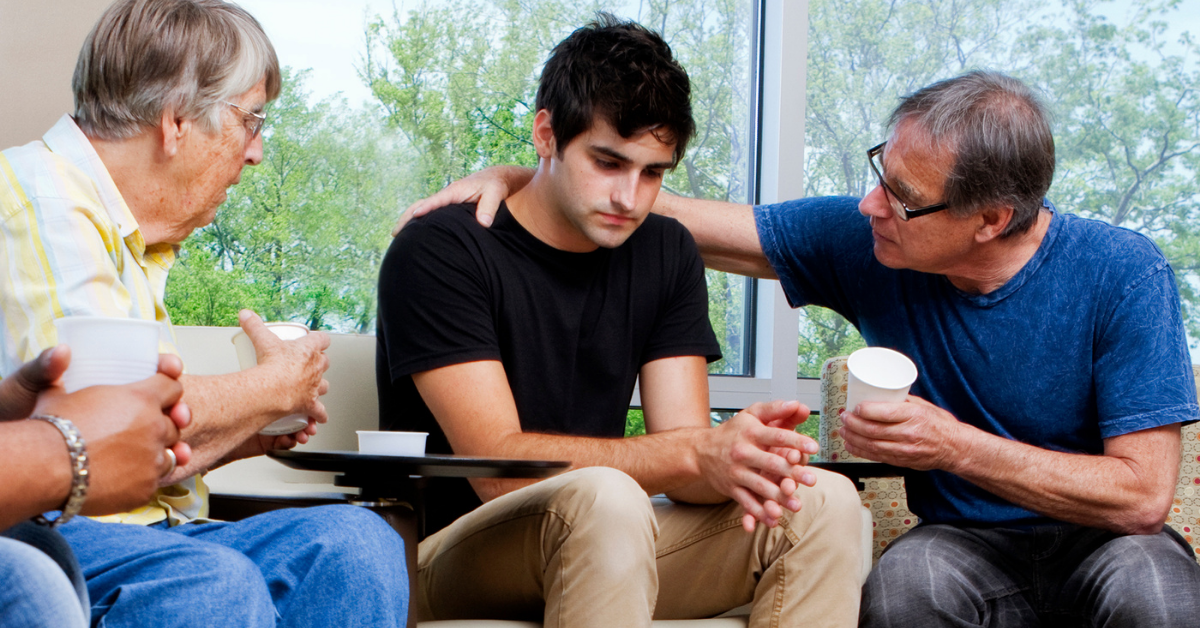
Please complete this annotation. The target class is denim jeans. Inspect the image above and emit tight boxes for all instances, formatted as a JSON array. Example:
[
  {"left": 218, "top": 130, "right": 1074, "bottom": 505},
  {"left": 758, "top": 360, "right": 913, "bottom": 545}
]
[
  {"left": 58, "top": 504, "right": 408, "bottom": 628},
  {"left": 0, "top": 523, "right": 88, "bottom": 627},
  {"left": 861, "top": 523, "right": 1200, "bottom": 627}
]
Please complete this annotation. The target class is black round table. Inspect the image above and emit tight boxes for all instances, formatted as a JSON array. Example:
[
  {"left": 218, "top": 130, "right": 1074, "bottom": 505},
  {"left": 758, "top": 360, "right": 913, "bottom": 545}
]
[{"left": 268, "top": 449, "right": 571, "bottom": 534}]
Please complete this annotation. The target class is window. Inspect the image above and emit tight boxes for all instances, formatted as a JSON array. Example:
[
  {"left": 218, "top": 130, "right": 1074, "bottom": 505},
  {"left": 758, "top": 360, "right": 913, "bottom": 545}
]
[
  {"left": 167, "top": 0, "right": 763, "bottom": 375},
  {"left": 162, "top": 0, "right": 1199, "bottom": 416}
]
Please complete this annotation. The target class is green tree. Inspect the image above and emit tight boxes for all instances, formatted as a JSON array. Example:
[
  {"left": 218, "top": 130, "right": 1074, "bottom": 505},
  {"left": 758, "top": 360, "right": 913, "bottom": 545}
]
[
  {"left": 167, "top": 69, "right": 415, "bottom": 331},
  {"left": 1012, "top": 0, "right": 1200, "bottom": 335}
]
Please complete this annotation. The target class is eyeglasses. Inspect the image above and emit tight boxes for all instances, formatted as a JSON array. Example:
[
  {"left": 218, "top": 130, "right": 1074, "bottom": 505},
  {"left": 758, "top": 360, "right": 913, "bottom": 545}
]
[
  {"left": 867, "top": 142, "right": 949, "bottom": 221},
  {"left": 224, "top": 101, "right": 266, "bottom": 140}
]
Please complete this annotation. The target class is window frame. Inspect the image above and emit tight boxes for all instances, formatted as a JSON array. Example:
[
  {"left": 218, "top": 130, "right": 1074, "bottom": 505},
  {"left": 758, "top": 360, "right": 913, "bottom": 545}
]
[{"left": 633, "top": 0, "right": 817, "bottom": 412}]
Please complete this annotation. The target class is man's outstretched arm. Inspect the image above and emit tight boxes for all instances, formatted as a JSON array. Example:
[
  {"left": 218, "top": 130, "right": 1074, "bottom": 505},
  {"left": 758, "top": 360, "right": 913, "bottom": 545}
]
[
  {"left": 413, "top": 357, "right": 815, "bottom": 528},
  {"left": 397, "top": 166, "right": 778, "bottom": 278}
]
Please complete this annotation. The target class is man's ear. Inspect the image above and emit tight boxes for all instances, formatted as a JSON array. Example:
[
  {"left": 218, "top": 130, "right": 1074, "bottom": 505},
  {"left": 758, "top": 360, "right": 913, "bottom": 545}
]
[
  {"left": 158, "top": 110, "right": 188, "bottom": 158},
  {"left": 531, "top": 109, "right": 556, "bottom": 159},
  {"left": 975, "top": 204, "right": 1014, "bottom": 243}
]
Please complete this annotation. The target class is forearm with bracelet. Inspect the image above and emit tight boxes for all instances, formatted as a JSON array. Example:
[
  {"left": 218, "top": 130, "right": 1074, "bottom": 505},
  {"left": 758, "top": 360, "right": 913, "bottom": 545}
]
[{"left": 29, "top": 414, "right": 89, "bottom": 528}]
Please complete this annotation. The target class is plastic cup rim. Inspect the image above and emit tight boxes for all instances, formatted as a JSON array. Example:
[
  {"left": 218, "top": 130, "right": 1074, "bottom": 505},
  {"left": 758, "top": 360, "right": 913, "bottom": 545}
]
[{"left": 847, "top": 347, "right": 917, "bottom": 390}]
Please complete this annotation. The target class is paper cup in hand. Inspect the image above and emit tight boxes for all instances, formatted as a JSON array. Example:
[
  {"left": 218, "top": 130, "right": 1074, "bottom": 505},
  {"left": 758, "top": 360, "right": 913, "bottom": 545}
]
[
  {"left": 846, "top": 347, "right": 918, "bottom": 412},
  {"left": 231, "top": 322, "right": 311, "bottom": 436},
  {"left": 54, "top": 316, "right": 161, "bottom": 393}
]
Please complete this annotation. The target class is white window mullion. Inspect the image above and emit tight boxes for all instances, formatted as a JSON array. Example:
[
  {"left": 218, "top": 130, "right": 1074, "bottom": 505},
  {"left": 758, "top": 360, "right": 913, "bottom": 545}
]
[{"left": 707, "top": 0, "right": 814, "bottom": 412}]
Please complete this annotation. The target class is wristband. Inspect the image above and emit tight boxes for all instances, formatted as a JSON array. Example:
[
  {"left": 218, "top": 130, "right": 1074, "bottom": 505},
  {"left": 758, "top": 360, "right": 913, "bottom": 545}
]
[{"left": 30, "top": 414, "right": 89, "bottom": 528}]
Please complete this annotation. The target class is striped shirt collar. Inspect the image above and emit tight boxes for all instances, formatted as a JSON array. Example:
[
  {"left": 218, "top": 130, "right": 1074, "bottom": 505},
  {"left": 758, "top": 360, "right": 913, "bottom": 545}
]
[{"left": 40, "top": 115, "right": 178, "bottom": 273}]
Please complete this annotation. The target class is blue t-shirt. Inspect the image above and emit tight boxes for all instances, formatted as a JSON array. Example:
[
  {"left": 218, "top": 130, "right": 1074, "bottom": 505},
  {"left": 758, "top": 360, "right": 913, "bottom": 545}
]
[{"left": 756, "top": 196, "right": 1198, "bottom": 527}]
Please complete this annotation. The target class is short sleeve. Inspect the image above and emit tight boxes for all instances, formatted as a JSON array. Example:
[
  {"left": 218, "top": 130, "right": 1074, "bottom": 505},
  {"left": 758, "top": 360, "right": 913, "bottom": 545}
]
[
  {"left": 641, "top": 225, "right": 721, "bottom": 365},
  {"left": 376, "top": 214, "right": 501, "bottom": 381},
  {"left": 1093, "top": 260, "right": 1198, "bottom": 438},
  {"left": 753, "top": 196, "right": 876, "bottom": 315}
]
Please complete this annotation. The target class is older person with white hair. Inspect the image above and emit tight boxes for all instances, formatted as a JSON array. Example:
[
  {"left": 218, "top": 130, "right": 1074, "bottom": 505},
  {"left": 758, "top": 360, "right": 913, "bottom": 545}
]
[{"left": 0, "top": 1, "right": 408, "bottom": 626}]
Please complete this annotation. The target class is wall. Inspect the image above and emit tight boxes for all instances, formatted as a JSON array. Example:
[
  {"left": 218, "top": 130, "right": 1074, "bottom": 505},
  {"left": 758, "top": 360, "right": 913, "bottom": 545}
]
[{"left": 0, "top": 0, "right": 110, "bottom": 149}]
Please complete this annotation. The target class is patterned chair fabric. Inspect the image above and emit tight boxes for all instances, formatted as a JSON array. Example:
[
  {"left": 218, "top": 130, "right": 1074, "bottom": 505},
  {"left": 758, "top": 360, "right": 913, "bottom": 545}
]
[
  {"left": 1165, "top": 366, "right": 1200, "bottom": 557},
  {"left": 819, "top": 357, "right": 917, "bottom": 564},
  {"left": 818, "top": 357, "right": 1200, "bottom": 564}
]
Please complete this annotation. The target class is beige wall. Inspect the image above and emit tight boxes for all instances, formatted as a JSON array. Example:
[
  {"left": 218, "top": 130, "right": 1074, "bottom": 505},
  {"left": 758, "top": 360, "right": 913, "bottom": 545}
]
[{"left": 0, "top": 0, "right": 111, "bottom": 149}]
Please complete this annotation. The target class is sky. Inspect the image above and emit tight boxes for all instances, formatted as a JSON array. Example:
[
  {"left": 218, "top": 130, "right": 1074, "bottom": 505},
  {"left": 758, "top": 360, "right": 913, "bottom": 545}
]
[{"left": 238, "top": 0, "right": 391, "bottom": 108}]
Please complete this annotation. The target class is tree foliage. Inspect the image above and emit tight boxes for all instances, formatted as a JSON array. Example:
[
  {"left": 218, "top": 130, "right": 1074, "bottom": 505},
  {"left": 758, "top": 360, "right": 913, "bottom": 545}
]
[{"left": 166, "top": 69, "right": 414, "bottom": 332}]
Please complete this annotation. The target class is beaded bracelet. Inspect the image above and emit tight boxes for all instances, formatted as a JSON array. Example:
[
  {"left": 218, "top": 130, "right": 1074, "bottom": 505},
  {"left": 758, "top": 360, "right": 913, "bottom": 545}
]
[{"left": 30, "top": 414, "right": 89, "bottom": 528}]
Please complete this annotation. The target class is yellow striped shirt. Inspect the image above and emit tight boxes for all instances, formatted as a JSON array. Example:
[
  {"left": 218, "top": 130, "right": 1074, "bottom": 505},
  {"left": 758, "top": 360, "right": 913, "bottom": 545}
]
[{"left": 0, "top": 115, "right": 207, "bottom": 526}]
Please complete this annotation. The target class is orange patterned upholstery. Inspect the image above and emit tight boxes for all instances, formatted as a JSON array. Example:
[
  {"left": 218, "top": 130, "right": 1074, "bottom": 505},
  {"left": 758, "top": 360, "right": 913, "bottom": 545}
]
[
  {"left": 820, "top": 357, "right": 917, "bottom": 563},
  {"left": 1163, "top": 366, "right": 1200, "bottom": 557},
  {"left": 819, "top": 357, "right": 1200, "bottom": 564}
]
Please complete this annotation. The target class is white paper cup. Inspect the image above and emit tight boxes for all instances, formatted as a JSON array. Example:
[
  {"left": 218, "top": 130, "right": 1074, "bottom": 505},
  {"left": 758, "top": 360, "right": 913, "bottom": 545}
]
[
  {"left": 54, "top": 317, "right": 161, "bottom": 393},
  {"left": 357, "top": 431, "right": 428, "bottom": 457},
  {"left": 231, "top": 322, "right": 312, "bottom": 436},
  {"left": 846, "top": 347, "right": 918, "bottom": 411}
]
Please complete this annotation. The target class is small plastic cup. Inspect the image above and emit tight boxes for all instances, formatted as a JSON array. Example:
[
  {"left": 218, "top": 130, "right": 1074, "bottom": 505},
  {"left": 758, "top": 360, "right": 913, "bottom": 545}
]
[
  {"left": 231, "top": 322, "right": 311, "bottom": 436},
  {"left": 845, "top": 347, "right": 918, "bottom": 412},
  {"left": 357, "top": 431, "right": 428, "bottom": 457},
  {"left": 53, "top": 316, "right": 161, "bottom": 393}
]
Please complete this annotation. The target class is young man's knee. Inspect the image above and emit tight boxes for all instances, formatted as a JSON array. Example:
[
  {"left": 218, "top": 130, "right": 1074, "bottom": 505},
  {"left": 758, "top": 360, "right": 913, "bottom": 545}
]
[
  {"left": 547, "top": 467, "right": 654, "bottom": 526},
  {"left": 787, "top": 469, "right": 863, "bottom": 530}
]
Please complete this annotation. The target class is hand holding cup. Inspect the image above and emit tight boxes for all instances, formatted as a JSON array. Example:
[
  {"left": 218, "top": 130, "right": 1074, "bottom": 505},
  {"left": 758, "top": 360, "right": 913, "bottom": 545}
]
[
  {"left": 235, "top": 310, "right": 330, "bottom": 437},
  {"left": 845, "top": 347, "right": 918, "bottom": 411}
]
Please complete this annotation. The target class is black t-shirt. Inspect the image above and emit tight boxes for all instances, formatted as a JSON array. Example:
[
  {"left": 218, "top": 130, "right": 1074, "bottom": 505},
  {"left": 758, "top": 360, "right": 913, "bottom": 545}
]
[{"left": 376, "top": 203, "right": 721, "bottom": 534}]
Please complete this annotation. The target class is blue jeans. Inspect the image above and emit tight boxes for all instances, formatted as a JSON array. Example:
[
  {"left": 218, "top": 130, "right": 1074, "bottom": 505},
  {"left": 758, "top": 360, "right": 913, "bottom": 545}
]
[
  {"left": 59, "top": 505, "right": 408, "bottom": 628},
  {"left": 0, "top": 523, "right": 88, "bottom": 627},
  {"left": 861, "top": 523, "right": 1200, "bottom": 627}
]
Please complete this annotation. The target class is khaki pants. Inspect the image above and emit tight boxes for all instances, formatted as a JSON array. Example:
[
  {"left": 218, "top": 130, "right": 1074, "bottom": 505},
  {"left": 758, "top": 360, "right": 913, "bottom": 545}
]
[{"left": 415, "top": 467, "right": 864, "bottom": 628}]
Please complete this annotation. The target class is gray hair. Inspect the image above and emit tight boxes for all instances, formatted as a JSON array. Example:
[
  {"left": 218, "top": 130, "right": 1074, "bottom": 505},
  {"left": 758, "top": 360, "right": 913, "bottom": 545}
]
[
  {"left": 888, "top": 71, "right": 1054, "bottom": 237},
  {"left": 72, "top": 0, "right": 281, "bottom": 140}
]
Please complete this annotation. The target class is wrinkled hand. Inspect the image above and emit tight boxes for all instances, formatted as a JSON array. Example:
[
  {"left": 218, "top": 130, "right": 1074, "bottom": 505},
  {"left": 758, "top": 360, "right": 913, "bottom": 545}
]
[
  {"left": 393, "top": 166, "right": 532, "bottom": 235},
  {"left": 239, "top": 310, "right": 330, "bottom": 427},
  {"left": 698, "top": 400, "right": 818, "bottom": 532},
  {"left": 34, "top": 354, "right": 191, "bottom": 515},
  {"left": 252, "top": 417, "right": 319, "bottom": 454},
  {"left": 839, "top": 395, "right": 963, "bottom": 471}
]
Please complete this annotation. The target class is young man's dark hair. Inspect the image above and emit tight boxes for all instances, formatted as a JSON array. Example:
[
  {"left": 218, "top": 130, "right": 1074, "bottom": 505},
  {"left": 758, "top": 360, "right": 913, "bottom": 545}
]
[{"left": 535, "top": 13, "right": 694, "bottom": 165}]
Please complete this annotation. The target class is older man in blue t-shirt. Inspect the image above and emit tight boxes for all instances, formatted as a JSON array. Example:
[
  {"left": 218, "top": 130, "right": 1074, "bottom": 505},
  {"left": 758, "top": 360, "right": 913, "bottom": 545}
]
[{"left": 413, "top": 70, "right": 1200, "bottom": 627}]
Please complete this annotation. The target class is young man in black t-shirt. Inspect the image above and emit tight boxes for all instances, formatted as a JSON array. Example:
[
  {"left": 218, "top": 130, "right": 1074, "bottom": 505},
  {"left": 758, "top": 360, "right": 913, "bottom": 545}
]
[{"left": 376, "top": 15, "right": 864, "bottom": 628}]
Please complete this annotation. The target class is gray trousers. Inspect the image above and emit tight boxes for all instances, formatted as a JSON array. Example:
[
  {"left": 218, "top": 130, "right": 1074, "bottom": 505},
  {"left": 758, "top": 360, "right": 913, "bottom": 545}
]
[{"left": 861, "top": 522, "right": 1200, "bottom": 627}]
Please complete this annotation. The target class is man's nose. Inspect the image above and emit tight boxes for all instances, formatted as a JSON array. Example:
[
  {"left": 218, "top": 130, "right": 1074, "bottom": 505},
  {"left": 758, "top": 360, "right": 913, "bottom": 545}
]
[
  {"left": 859, "top": 184, "right": 892, "bottom": 219},
  {"left": 610, "top": 171, "right": 639, "bottom": 212}
]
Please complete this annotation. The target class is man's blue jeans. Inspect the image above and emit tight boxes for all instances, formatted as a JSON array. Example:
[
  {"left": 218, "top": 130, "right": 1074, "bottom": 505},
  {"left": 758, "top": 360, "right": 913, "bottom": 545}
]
[
  {"left": 861, "top": 522, "right": 1200, "bottom": 627},
  {"left": 0, "top": 523, "right": 88, "bottom": 627},
  {"left": 58, "top": 504, "right": 408, "bottom": 627}
]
